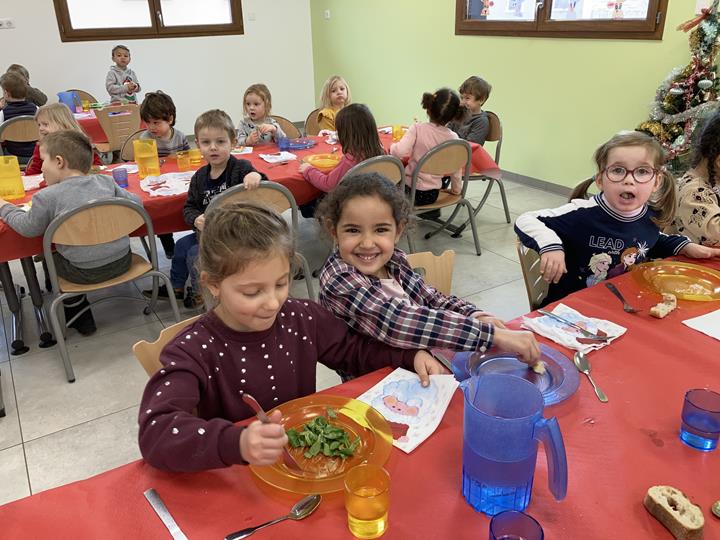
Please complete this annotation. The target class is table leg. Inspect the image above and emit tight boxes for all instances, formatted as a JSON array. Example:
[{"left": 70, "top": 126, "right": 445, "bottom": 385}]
[
  {"left": 0, "top": 262, "right": 29, "bottom": 355},
  {"left": 19, "top": 257, "right": 56, "bottom": 348}
]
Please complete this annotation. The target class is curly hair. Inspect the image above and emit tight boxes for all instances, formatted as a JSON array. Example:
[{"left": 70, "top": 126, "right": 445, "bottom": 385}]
[{"left": 421, "top": 88, "right": 467, "bottom": 126}]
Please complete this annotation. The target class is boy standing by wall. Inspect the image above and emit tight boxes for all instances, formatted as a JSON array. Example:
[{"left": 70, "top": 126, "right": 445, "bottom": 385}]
[{"left": 106, "top": 45, "right": 141, "bottom": 103}]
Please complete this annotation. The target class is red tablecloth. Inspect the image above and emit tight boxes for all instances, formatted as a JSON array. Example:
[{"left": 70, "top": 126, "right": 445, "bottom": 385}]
[
  {"left": 0, "top": 265, "right": 718, "bottom": 539},
  {"left": 3, "top": 135, "right": 498, "bottom": 264}
]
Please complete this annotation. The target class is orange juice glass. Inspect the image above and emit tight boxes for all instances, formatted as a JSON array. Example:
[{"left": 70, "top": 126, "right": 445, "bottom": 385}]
[
  {"left": 81, "top": 100, "right": 90, "bottom": 112},
  {"left": 188, "top": 148, "right": 203, "bottom": 166},
  {"left": 176, "top": 151, "right": 191, "bottom": 171},
  {"left": 344, "top": 464, "right": 390, "bottom": 539},
  {"left": 133, "top": 139, "right": 161, "bottom": 179},
  {"left": 392, "top": 125, "right": 404, "bottom": 142}
]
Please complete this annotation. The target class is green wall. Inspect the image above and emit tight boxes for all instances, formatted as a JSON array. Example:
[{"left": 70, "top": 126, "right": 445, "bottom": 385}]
[{"left": 310, "top": 0, "right": 697, "bottom": 187}]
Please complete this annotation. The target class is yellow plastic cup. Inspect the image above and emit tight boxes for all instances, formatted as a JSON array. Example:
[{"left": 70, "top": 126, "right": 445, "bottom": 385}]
[
  {"left": 188, "top": 148, "right": 203, "bottom": 166},
  {"left": 133, "top": 139, "right": 161, "bottom": 179},
  {"left": 0, "top": 155, "right": 26, "bottom": 200},
  {"left": 344, "top": 464, "right": 390, "bottom": 539},
  {"left": 176, "top": 151, "right": 191, "bottom": 171},
  {"left": 392, "top": 125, "right": 404, "bottom": 142},
  {"left": 81, "top": 100, "right": 90, "bottom": 112}
]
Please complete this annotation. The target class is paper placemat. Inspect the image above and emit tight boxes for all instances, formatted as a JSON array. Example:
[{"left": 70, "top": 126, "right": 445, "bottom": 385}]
[
  {"left": 355, "top": 368, "right": 458, "bottom": 453},
  {"left": 139, "top": 171, "right": 194, "bottom": 197},
  {"left": 521, "top": 303, "right": 627, "bottom": 353},
  {"left": 259, "top": 151, "right": 296, "bottom": 163},
  {"left": 682, "top": 309, "right": 720, "bottom": 341}
]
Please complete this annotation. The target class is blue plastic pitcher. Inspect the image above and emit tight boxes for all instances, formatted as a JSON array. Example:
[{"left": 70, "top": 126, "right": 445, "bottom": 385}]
[
  {"left": 57, "top": 91, "right": 80, "bottom": 112},
  {"left": 461, "top": 373, "right": 567, "bottom": 516}
]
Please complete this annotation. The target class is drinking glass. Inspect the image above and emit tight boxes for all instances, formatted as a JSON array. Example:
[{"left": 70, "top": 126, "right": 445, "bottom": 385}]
[
  {"left": 489, "top": 510, "right": 544, "bottom": 540},
  {"left": 176, "top": 151, "right": 191, "bottom": 171},
  {"left": 344, "top": 464, "right": 390, "bottom": 539},
  {"left": 680, "top": 388, "right": 720, "bottom": 451},
  {"left": 188, "top": 148, "right": 203, "bottom": 166},
  {"left": 392, "top": 125, "right": 404, "bottom": 142},
  {"left": 81, "top": 100, "right": 90, "bottom": 112}
]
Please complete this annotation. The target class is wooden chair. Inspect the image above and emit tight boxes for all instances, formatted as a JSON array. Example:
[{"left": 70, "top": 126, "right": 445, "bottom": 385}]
[
  {"left": 133, "top": 315, "right": 201, "bottom": 376},
  {"left": 0, "top": 115, "right": 39, "bottom": 168},
  {"left": 270, "top": 115, "right": 302, "bottom": 139},
  {"left": 409, "top": 139, "right": 481, "bottom": 256},
  {"left": 304, "top": 108, "right": 321, "bottom": 136},
  {"left": 119, "top": 129, "right": 145, "bottom": 161},
  {"left": 516, "top": 240, "right": 549, "bottom": 311},
  {"left": 343, "top": 155, "right": 405, "bottom": 185},
  {"left": 205, "top": 181, "right": 316, "bottom": 300},
  {"left": 452, "top": 111, "right": 511, "bottom": 236},
  {"left": 406, "top": 250, "right": 455, "bottom": 296},
  {"left": 43, "top": 198, "right": 181, "bottom": 382},
  {"left": 66, "top": 89, "right": 98, "bottom": 104},
  {"left": 94, "top": 104, "right": 142, "bottom": 153}
]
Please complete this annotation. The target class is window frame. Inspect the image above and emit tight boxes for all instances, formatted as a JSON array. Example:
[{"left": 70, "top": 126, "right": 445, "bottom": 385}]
[
  {"left": 455, "top": 0, "right": 669, "bottom": 40},
  {"left": 52, "top": 0, "right": 244, "bottom": 42}
]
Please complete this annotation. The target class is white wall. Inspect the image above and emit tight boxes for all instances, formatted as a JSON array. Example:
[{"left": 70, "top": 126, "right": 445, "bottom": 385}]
[{"left": 0, "top": 0, "right": 315, "bottom": 135}]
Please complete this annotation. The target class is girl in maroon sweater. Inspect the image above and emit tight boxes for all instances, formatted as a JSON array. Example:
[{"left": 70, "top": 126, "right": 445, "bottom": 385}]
[{"left": 138, "top": 202, "right": 445, "bottom": 472}]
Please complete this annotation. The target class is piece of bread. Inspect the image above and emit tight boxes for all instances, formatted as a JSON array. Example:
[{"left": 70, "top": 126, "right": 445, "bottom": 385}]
[
  {"left": 650, "top": 293, "right": 678, "bottom": 319},
  {"left": 643, "top": 485, "right": 704, "bottom": 540},
  {"left": 530, "top": 360, "right": 547, "bottom": 375}
]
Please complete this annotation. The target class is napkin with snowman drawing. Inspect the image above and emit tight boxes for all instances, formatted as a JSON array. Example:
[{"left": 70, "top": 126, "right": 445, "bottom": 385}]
[{"left": 356, "top": 368, "right": 458, "bottom": 453}]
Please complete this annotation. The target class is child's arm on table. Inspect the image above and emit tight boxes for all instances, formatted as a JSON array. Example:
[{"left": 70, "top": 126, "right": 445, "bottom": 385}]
[
  {"left": 389, "top": 122, "right": 417, "bottom": 159},
  {"left": 0, "top": 190, "right": 53, "bottom": 237},
  {"left": 679, "top": 243, "right": 720, "bottom": 259}
]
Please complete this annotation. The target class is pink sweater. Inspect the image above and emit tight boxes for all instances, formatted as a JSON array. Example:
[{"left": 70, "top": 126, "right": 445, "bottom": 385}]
[
  {"left": 302, "top": 153, "right": 359, "bottom": 193},
  {"left": 390, "top": 122, "right": 461, "bottom": 193}
]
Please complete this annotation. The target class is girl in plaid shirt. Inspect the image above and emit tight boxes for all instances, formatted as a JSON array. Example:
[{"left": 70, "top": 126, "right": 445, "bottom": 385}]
[{"left": 317, "top": 173, "right": 541, "bottom": 375}]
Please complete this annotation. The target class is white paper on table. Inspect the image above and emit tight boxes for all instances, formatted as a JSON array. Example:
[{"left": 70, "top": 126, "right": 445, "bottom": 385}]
[
  {"left": 139, "top": 171, "right": 194, "bottom": 197},
  {"left": 682, "top": 309, "right": 720, "bottom": 341},
  {"left": 231, "top": 146, "right": 253, "bottom": 155},
  {"left": 377, "top": 126, "right": 392, "bottom": 134},
  {"left": 73, "top": 112, "right": 94, "bottom": 119},
  {"left": 108, "top": 163, "right": 139, "bottom": 174},
  {"left": 259, "top": 151, "right": 296, "bottom": 163},
  {"left": 355, "top": 368, "right": 458, "bottom": 453},
  {"left": 521, "top": 303, "right": 627, "bottom": 353},
  {"left": 22, "top": 174, "right": 43, "bottom": 191}
]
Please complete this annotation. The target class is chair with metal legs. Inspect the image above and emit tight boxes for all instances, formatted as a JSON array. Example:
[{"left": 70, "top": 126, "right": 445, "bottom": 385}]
[{"left": 44, "top": 198, "right": 181, "bottom": 383}]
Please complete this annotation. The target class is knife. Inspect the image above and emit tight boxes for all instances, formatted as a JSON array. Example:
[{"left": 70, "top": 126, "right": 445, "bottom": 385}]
[
  {"left": 536, "top": 309, "right": 611, "bottom": 341},
  {"left": 144, "top": 488, "right": 188, "bottom": 540}
]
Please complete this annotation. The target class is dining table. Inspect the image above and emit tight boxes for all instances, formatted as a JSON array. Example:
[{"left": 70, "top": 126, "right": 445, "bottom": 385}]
[{"left": 0, "top": 263, "right": 718, "bottom": 539}]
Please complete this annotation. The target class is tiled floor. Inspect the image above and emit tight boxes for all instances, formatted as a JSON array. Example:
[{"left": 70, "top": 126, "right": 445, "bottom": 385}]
[{"left": 0, "top": 177, "right": 567, "bottom": 505}]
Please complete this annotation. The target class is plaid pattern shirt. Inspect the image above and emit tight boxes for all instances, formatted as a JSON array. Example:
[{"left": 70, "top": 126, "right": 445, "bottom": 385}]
[{"left": 319, "top": 249, "right": 494, "bottom": 352}]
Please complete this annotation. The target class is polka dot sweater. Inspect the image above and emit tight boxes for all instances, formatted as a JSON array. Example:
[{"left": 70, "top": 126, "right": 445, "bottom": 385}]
[{"left": 138, "top": 299, "right": 417, "bottom": 471}]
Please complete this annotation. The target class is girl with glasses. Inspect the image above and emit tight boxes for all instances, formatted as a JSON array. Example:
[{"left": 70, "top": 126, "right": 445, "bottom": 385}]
[{"left": 514, "top": 131, "right": 720, "bottom": 306}]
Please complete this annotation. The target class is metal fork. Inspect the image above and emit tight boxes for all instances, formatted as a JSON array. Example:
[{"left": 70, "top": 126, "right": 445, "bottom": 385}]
[{"left": 604, "top": 283, "right": 641, "bottom": 313}]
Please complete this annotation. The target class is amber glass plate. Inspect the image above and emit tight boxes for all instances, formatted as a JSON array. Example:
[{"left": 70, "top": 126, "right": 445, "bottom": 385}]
[
  {"left": 632, "top": 261, "right": 720, "bottom": 301},
  {"left": 249, "top": 395, "right": 392, "bottom": 494},
  {"left": 305, "top": 153, "right": 342, "bottom": 172}
]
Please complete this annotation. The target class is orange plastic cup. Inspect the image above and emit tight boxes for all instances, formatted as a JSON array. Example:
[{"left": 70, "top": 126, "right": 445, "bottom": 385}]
[{"left": 344, "top": 464, "right": 390, "bottom": 539}]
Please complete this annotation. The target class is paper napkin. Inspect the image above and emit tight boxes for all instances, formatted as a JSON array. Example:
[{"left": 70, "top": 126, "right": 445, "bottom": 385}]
[
  {"left": 22, "top": 174, "right": 44, "bottom": 191},
  {"left": 682, "top": 309, "right": 720, "bottom": 341},
  {"left": 139, "top": 172, "right": 194, "bottom": 197},
  {"left": 521, "top": 303, "right": 627, "bottom": 353},
  {"left": 355, "top": 368, "right": 458, "bottom": 453},
  {"left": 259, "top": 151, "right": 297, "bottom": 163}
]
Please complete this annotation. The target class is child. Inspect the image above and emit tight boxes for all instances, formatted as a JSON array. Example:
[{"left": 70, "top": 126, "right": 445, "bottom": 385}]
[
  {"left": 0, "top": 130, "right": 141, "bottom": 335},
  {"left": 515, "top": 130, "right": 720, "bottom": 306},
  {"left": 137, "top": 202, "right": 446, "bottom": 471},
  {"left": 317, "top": 173, "right": 541, "bottom": 373},
  {"left": 298, "top": 103, "right": 385, "bottom": 192},
  {"left": 25, "top": 103, "right": 103, "bottom": 175},
  {"left": 316, "top": 75, "right": 351, "bottom": 132},
  {"left": 390, "top": 88, "right": 467, "bottom": 209},
  {"left": 139, "top": 91, "right": 191, "bottom": 157},
  {"left": 105, "top": 44, "right": 141, "bottom": 103},
  {"left": 236, "top": 84, "right": 285, "bottom": 146},
  {"left": 448, "top": 76, "right": 492, "bottom": 146},
  {"left": 666, "top": 111, "right": 720, "bottom": 246},
  {"left": 6, "top": 64, "right": 47, "bottom": 106},
  {"left": 144, "top": 109, "right": 266, "bottom": 307},
  {"left": 0, "top": 72, "right": 38, "bottom": 161}
]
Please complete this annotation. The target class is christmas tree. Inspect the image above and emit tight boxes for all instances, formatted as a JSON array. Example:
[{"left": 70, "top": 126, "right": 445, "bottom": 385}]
[{"left": 638, "top": 0, "right": 720, "bottom": 171}]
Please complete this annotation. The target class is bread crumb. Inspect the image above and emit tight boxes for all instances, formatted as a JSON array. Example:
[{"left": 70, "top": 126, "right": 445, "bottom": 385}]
[
  {"left": 531, "top": 361, "right": 546, "bottom": 375},
  {"left": 650, "top": 293, "right": 677, "bottom": 319}
]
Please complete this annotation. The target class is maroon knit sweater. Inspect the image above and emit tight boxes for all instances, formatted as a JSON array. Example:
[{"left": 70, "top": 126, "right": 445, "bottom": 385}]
[{"left": 138, "top": 299, "right": 417, "bottom": 471}]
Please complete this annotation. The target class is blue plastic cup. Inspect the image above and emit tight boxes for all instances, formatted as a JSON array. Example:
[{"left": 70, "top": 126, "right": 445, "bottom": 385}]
[
  {"left": 277, "top": 136, "right": 289, "bottom": 151},
  {"left": 680, "top": 388, "right": 720, "bottom": 451},
  {"left": 112, "top": 167, "right": 129, "bottom": 188},
  {"left": 489, "top": 510, "right": 544, "bottom": 540}
]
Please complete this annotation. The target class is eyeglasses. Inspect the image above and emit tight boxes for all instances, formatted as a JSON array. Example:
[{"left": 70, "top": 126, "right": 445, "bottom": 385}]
[{"left": 603, "top": 165, "right": 659, "bottom": 184}]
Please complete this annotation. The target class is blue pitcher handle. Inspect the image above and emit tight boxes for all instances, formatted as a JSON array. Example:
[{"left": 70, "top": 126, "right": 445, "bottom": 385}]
[{"left": 534, "top": 416, "right": 568, "bottom": 501}]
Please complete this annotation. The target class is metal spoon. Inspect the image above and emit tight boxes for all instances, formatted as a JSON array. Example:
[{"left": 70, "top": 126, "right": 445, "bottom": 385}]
[
  {"left": 224, "top": 495, "right": 322, "bottom": 540},
  {"left": 241, "top": 393, "right": 304, "bottom": 472},
  {"left": 604, "top": 282, "right": 641, "bottom": 313},
  {"left": 573, "top": 352, "right": 608, "bottom": 403}
]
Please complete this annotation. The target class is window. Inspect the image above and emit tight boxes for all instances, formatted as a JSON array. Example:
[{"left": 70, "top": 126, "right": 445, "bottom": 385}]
[
  {"left": 52, "top": 0, "right": 243, "bottom": 42},
  {"left": 455, "top": 0, "right": 669, "bottom": 39}
]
